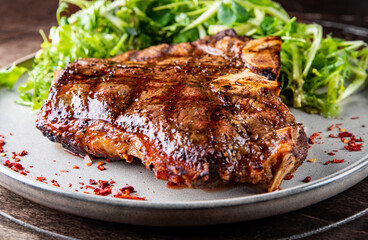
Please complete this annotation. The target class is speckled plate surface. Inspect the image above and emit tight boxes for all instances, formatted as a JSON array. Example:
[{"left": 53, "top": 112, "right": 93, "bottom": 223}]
[{"left": 0, "top": 56, "right": 367, "bottom": 226}]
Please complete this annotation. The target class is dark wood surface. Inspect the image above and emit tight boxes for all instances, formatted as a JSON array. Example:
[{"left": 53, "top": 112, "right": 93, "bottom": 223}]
[{"left": 0, "top": 1, "right": 367, "bottom": 239}]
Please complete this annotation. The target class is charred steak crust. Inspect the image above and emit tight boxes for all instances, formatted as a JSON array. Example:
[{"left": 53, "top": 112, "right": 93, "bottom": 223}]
[{"left": 37, "top": 29, "right": 308, "bottom": 191}]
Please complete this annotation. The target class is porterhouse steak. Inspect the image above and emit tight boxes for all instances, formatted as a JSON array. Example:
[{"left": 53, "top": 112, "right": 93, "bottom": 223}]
[{"left": 37, "top": 29, "right": 308, "bottom": 191}]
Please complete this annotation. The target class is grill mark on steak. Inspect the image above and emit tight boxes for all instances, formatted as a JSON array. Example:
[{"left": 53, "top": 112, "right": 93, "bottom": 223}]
[{"left": 37, "top": 29, "right": 308, "bottom": 191}]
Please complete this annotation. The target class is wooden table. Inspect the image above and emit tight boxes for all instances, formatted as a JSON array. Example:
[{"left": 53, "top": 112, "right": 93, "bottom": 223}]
[{"left": 0, "top": 1, "right": 367, "bottom": 239}]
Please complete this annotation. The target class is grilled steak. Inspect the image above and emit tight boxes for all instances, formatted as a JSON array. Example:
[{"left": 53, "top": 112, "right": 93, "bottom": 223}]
[{"left": 37, "top": 29, "right": 308, "bottom": 191}]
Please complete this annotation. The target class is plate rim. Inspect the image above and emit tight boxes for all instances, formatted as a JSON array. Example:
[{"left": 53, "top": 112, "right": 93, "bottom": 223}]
[
  {"left": 0, "top": 147, "right": 367, "bottom": 210},
  {"left": 1, "top": 55, "right": 368, "bottom": 211}
]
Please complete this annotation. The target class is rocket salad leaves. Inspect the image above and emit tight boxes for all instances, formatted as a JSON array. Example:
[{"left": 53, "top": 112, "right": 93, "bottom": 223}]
[
  {"left": 1, "top": 0, "right": 367, "bottom": 117},
  {"left": 0, "top": 65, "right": 27, "bottom": 89}
]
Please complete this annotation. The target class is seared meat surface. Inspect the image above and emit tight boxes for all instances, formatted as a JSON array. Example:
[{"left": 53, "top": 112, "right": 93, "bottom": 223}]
[{"left": 37, "top": 30, "right": 308, "bottom": 191}]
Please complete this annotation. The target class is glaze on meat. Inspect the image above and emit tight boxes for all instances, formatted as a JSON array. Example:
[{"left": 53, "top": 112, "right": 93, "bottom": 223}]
[{"left": 36, "top": 30, "right": 308, "bottom": 191}]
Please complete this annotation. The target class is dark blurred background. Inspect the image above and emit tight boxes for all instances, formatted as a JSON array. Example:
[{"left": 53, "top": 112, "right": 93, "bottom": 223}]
[
  {"left": 0, "top": 0, "right": 58, "bottom": 67},
  {"left": 0, "top": 0, "right": 367, "bottom": 67},
  {"left": 279, "top": 0, "right": 368, "bottom": 17},
  {"left": 279, "top": 0, "right": 368, "bottom": 33}
]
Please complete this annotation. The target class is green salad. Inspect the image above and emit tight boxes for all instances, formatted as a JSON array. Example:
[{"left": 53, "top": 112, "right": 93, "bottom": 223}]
[{"left": 1, "top": 0, "right": 367, "bottom": 117}]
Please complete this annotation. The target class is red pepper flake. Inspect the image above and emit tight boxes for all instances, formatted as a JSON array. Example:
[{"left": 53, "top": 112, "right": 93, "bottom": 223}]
[
  {"left": 283, "top": 174, "right": 294, "bottom": 180},
  {"left": 72, "top": 165, "right": 79, "bottom": 169},
  {"left": 113, "top": 194, "right": 146, "bottom": 201},
  {"left": 344, "top": 144, "right": 362, "bottom": 151},
  {"left": 111, "top": 186, "right": 146, "bottom": 200},
  {"left": 324, "top": 161, "right": 331, "bottom": 165},
  {"left": 328, "top": 134, "right": 337, "bottom": 138},
  {"left": 36, "top": 177, "right": 46, "bottom": 182},
  {"left": 116, "top": 193, "right": 145, "bottom": 200},
  {"left": 333, "top": 130, "right": 364, "bottom": 151},
  {"left": 0, "top": 140, "right": 5, "bottom": 153},
  {"left": 332, "top": 159, "right": 345, "bottom": 163},
  {"left": 14, "top": 158, "right": 20, "bottom": 162},
  {"left": 97, "top": 165, "right": 105, "bottom": 171},
  {"left": 303, "top": 176, "right": 311, "bottom": 183},
  {"left": 338, "top": 132, "right": 353, "bottom": 138},
  {"left": 51, "top": 179, "right": 60, "bottom": 187},
  {"left": 79, "top": 182, "right": 84, "bottom": 185},
  {"left": 60, "top": 170, "right": 69, "bottom": 173},
  {"left": 97, "top": 161, "right": 105, "bottom": 166},
  {"left": 13, "top": 163, "right": 24, "bottom": 171},
  {"left": 3, "top": 160, "right": 11, "bottom": 167},
  {"left": 106, "top": 158, "right": 112, "bottom": 162},
  {"left": 93, "top": 187, "right": 112, "bottom": 196},
  {"left": 98, "top": 180, "right": 110, "bottom": 189},
  {"left": 18, "top": 150, "right": 27, "bottom": 156},
  {"left": 109, "top": 180, "right": 115, "bottom": 184},
  {"left": 309, "top": 132, "right": 319, "bottom": 144},
  {"left": 351, "top": 117, "right": 359, "bottom": 120},
  {"left": 327, "top": 152, "right": 335, "bottom": 156},
  {"left": 20, "top": 171, "right": 27, "bottom": 176},
  {"left": 327, "top": 125, "right": 334, "bottom": 131},
  {"left": 333, "top": 150, "right": 338, "bottom": 152},
  {"left": 0, "top": 134, "right": 4, "bottom": 138},
  {"left": 84, "top": 179, "right": 146, "bottom": 201},
  {"left": 3, "top": 160, "right": 13, "bottom": 167},
  {"left": 69, "top": 183, "right": 72, "bottom": 187},
  {"left": 89, "top": 179, "right": 97, "bottom": 185},
  {"left": 83, "top": 191, "right": 90, "bottom": 194},
  {"left": 29, "top": 165, "right": 33, "bottom": 168},
  {"left": 120, "top": 186, "right": 134, "bottom": 194}
]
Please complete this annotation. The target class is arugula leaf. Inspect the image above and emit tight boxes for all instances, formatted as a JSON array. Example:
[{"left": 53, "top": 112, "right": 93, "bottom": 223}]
[
  {"left": 173, "top": 28, "right": 200, "bottom": 43},
  {"left": 1, "top": 0, "right": 366, "bottom": 117},
  {"left": 218, "top": 2, "right": 237, "bottom": 26},
  {"left": 0, "top": 65, "right": 27, "bottom": 89},
  {"left": 231, "top": 0, "right": 249, "bottom": 22}
]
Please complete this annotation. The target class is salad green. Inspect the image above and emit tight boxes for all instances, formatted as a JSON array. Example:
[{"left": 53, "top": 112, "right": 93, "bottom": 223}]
[
  {"left": 0, "top": 0, "right": 367, "bottom": 116},
  {"left": 0, "top": 65, "right": 27, "bottom": 90}
]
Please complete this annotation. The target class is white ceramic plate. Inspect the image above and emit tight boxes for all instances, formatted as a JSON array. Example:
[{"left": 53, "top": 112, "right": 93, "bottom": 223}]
[{"left": 0, "top": 57, "right": 367, "bottom": 226}]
